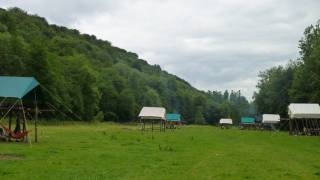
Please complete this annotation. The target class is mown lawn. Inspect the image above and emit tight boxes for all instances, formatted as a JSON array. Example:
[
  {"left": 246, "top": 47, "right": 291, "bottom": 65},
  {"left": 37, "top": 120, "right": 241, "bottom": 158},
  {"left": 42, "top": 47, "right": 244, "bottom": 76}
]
[{"left": 0, "top": 123, "right": 320, "bottom": 180}]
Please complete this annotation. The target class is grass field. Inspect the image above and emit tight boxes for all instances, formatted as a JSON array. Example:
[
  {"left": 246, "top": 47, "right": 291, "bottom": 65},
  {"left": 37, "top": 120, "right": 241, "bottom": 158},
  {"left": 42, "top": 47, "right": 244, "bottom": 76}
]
[{"left": 1, "top": 123, "right": 320, "bottom": 180}]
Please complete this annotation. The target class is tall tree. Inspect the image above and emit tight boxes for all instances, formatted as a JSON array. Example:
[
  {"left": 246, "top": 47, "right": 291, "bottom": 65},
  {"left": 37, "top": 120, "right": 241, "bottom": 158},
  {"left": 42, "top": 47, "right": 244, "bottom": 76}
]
[{"left": 290, "top": 24, "right": 320, "bottom": 102}]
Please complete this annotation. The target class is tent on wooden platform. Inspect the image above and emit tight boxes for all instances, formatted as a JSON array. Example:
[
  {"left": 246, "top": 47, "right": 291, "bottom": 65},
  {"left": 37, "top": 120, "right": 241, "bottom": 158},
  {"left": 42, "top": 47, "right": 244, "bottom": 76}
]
[
  {"left": 262, "top": 114, "right": 280, "bottom": 131},
  {"left": 262, "top": 114, "right": 280, "bottom": 124},
  {"left": 240, "top": 117, "right": 256, "bottom": 129},
  {"left": 138, "top": 107, "right": 166, "bottom": 131},
  {"left": 288, "top": 103, "right": 320, "bottom": 135},
  {"left": 166, "top": 113, "right": 181, "bottom": 129},
  {"left": 0, "top": 76, "right": 40, "bottom": 142},
  {"left": 219, "top": 118, "right": 232, "bottom": 129}
]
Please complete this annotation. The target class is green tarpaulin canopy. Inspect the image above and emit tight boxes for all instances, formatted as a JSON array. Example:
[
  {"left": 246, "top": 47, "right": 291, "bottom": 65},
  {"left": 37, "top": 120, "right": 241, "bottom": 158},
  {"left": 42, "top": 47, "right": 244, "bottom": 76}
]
[
  {"left": 166, "top": 113, "right": 181, "bottom": 121},
  {"left": 241, "top": 117, "right": 255, "bottom": 124},
  {"left": 0, "top": 76, "right": 39, "bottom": 99}
]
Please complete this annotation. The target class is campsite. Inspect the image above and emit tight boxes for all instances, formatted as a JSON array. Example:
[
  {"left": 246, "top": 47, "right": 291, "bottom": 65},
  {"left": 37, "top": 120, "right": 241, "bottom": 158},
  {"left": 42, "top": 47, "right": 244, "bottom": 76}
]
[
  {"left": 1, "top": 123, "right": 320, "bottom": 179},
  {"left": 1, "top": 2, "right": 320, "bottom": 180}
]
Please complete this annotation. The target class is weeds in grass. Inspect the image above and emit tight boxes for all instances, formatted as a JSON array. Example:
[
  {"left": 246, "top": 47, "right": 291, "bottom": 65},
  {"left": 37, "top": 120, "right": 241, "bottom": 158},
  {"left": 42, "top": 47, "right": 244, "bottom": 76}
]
[
  {"left": 158, "top": 144, "right": 174, "bottom": 152},
  {"left": 110, "top": 135, "right": 117, "bottom": 140},
  {"left": 0, "top": 153, "right": 25, "bottom": 160},
  {"left": 47, "top": 149, "right": 58, "bottom": 154},
  {"left": 0, "top": 170, "right": 14, "bottom": 176}
]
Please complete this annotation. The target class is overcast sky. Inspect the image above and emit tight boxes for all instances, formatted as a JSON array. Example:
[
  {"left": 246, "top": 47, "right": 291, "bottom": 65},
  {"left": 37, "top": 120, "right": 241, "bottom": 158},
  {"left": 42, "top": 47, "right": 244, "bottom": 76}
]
[{"left": 1, "top": 0, "right": 320, "bottom": 100}]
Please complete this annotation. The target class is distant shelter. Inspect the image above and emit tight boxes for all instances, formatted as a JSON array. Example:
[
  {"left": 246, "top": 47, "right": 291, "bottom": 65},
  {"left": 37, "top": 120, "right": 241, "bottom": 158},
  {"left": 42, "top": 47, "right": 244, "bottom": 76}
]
[
  {"left": 138, "top": 107, "right": 166, "bottom": 132},
  {"left": 166, "top": 113, "right": 181, "bottom": 129},
  {"left": 219, "top": 118, "right": 233, "bottom": 129},
  {"left": 288, "top": 103, "right": 320, "bottom": 135}
]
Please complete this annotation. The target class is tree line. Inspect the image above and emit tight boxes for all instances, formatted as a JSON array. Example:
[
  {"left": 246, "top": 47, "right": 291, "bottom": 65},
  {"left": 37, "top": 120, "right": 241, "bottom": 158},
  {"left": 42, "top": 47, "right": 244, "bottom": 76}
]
[
  {"left": 0, "top": 8, "right": 250, "bottom": 123},
  {"left": 254, "top": 22, "right": 320, "bottom": 117}
]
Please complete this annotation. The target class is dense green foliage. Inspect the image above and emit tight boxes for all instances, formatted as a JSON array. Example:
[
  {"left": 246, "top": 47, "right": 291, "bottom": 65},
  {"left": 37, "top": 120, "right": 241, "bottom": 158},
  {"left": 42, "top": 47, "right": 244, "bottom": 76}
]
[
  {"left": 1, "top": 123, "right": 320, "bottom": 179},
  {"left": 254, "top": 23, "right": 320, "bottom": 116},
  {"left": 0, "top": 8, "right": 249, "bottom": 123}
]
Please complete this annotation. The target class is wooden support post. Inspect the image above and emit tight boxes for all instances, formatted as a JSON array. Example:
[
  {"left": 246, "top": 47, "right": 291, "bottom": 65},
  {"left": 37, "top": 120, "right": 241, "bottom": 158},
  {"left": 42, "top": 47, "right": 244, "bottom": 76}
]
[
  {"left": 142, "top": 119, "right": 145, "bottom": 132},
  {"left": 34, "top": 90, "right": 38, "bottom": 143},
  {"left": 140, "top": 118, "right": 144, "bottom": 132},
  {"left": 307, "top": 119, "right": 311, "bottom": 135},
  {"left": 35, "top": 104, "right": 38, "bottom": 143},
  {"left": 315, "top": 119, "right": 320, "bottom": 135},
  {"left": 293, "top": 119, "right": 298, "bottom": 135},
  {"left": 289, "top": 119, "right": 292, "bottom": 135}
]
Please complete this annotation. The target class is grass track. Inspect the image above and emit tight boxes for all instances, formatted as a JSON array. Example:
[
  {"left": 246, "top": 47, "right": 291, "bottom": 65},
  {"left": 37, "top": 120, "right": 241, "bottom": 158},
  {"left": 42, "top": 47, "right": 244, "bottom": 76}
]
[{"left": 0, "top": 123, "right": 320, "bottom": 179}]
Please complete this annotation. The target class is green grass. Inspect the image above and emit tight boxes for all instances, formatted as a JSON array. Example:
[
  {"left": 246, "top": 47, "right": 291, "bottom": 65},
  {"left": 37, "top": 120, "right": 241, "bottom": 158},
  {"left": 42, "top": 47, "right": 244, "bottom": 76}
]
[{"left": 1, "top": 123, "right": 320, "bottom": 180}]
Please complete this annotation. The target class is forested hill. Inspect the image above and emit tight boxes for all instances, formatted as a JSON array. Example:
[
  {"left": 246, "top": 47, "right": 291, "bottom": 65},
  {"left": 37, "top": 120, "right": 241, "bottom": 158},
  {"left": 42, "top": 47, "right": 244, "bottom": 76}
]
[{"left": 0, "top": 8, "right": 250, "bottom": 123}]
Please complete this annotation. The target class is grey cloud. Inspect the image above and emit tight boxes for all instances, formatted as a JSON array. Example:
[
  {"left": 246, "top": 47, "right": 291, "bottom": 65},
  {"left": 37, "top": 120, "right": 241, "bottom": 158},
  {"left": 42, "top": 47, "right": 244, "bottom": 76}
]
[
  {"left": 1, "top": 0, "right": 319, "bottom": 99},
  {"left": 0, "top": 0, "right": 120, "bottom": 24}
]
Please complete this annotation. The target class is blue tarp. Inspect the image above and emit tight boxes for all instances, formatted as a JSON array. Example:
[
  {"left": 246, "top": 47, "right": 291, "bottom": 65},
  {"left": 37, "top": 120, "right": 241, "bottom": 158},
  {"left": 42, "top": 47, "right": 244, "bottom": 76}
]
[
  {"left": 0, "top": 76, "right": 39, "bottom": 98},
  {"left": 241, "top": 117, "right": 255, "bottom": 124},
  {"left": 166, "top": 113, "right": 181, "bottom": 121}
]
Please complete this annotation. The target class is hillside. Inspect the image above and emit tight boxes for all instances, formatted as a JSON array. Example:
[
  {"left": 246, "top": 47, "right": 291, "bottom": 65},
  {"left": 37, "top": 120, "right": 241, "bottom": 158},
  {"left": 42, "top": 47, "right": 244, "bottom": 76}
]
[{"left": 0, "top": 8, "right": 249, "bottom": 122}]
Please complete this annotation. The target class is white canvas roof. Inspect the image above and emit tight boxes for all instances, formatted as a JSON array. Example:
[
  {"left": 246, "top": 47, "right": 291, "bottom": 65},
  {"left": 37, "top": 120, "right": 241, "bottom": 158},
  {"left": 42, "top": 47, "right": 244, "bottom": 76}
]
[
  {"left": 219, "top": 118, "right": 233, "bottom": 124},
  {"left": 288, "top": 103, "right": 320, "bottom": 119},
  {"left": 138, "top": 107, "right": 166, "bottom": 120},
  {"left": 262, "top": 114, "right": 280, "bottom": 123}
]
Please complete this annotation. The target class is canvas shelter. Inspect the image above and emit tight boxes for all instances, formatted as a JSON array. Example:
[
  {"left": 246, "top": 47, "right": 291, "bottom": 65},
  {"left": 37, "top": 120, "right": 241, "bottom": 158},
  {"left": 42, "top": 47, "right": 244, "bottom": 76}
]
[
  {"left": 219, "top": 118, "right": 232, "bottom": 129},
  {"left": 138, "top": 107, "right": 166, "bottom": 131},
  {"left": 139, "top": 107, "right": 166, "bottom": 120},
  {"left": 0, "top": 76, "right": 39, "bottom": 98},
  {"left": 288, "top": 103, "right": 320, "bottom": 119},
  {"left": 0, "top": 76, "right": 40, "bottom": 142},
  {"left": 166, "top": 113, "right": 181, "bottom": 129},
  {"left": 240, "top": 117, "right": 257, "bottom": 130},
  {"left": 288, "top": 103, "right": 320, "bottom": 135},
  {"left": 241, "top": 117, "right": 255, "bottom": 124},
  {"left": 262, "top": 114, "right": 280, "bottom": 124},
  {"left": 219, "top": 118, "right": 232, "bottom": 124},
  {"left": 262, "top": 114, "right": 281, "bottom": 131},
  {"left": 166, "top": 114, "right": 181, "bottom": 122}
]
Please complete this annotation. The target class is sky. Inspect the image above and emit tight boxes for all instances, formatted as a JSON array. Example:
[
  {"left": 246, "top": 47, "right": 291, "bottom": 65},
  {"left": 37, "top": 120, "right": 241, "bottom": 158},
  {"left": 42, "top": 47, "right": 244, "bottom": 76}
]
[{"left": 1, "top": 0, "right": 320, "bottom": 100}]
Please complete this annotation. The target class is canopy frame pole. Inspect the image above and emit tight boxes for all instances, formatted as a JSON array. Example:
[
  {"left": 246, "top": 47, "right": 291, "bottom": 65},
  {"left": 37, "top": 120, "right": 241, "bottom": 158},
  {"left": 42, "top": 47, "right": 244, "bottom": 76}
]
[
  {"left": 41, "top": 85, "right": 82, "bottom": 121},
  {"left": 0, "top": 99, "right": 19, "bottom": 122},
  {"left": 0, "top": 97, "right": 7, "bottom": 107},
  {"left": 20, "top": 99, "right": 28, "bottom": 142}
]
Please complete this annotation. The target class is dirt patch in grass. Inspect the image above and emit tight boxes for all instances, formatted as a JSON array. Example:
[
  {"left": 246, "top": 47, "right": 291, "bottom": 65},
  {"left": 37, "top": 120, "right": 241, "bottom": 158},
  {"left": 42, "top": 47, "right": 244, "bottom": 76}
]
[{"left": 0, "top": 153, "right": 25, "bottom": 160}]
